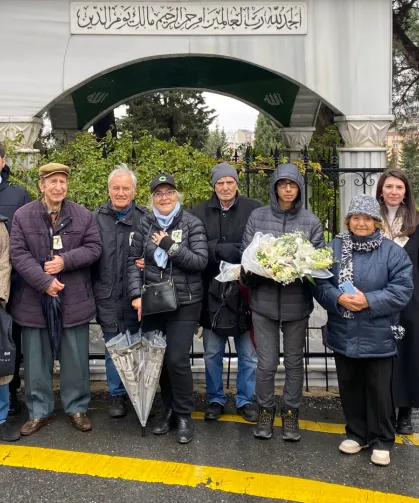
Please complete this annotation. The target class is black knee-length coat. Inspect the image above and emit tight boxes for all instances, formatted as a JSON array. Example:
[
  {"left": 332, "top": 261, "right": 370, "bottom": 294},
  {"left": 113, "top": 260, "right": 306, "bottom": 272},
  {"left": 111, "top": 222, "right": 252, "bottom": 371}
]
[{"left": 393, "top": 224, "right": 419, "bottom": 408}]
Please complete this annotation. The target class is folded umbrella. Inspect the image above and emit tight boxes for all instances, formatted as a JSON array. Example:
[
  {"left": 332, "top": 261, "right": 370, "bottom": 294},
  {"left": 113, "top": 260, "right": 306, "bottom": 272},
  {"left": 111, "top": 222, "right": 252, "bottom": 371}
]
[
  {"left": 105, "top": 329, "right": 166, "bottom": 437},
  {"left": 40, "top": 225, "right": 63, "bottom": 360},
  {"left": 40, "top": 291, "right": 62, "bottom": 360}
]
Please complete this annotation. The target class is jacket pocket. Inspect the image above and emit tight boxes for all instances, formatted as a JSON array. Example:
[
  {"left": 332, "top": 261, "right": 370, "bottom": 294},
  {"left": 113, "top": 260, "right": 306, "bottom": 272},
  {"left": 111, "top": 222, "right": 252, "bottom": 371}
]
[
  {"left": 94, "top": 286, "right": 113, "bottom": 300},
  {"left": 61, "top": 230, "right": 83, "bottom": 249}
]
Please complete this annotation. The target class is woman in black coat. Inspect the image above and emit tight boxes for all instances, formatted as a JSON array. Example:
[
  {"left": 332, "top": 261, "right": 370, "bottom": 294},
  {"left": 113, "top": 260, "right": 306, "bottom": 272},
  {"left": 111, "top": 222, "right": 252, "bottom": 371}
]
[
  {"left": 127, "top": 174, "right": 208, "bottom": 444},
  {"left": 376, "top": 168, "right": 419, "bottom": 435}
]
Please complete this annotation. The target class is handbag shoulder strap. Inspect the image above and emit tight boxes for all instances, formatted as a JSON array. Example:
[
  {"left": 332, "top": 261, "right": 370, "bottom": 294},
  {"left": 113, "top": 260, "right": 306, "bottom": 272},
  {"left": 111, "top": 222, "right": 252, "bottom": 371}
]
[{"left": 142, "top": 225, "right": 153, "bottom": 286}]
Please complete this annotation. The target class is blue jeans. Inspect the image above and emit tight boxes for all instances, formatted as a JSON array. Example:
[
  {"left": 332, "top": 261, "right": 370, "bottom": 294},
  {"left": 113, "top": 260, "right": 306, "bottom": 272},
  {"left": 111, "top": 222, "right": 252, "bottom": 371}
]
[
  {"left": 103, "top": 332, "right": 126, "bottom": 396},
  {"left": 203, "top": 328, "right": 257, "bottom": 408},
  {"left": 0, "top": 384, "right": 8, "bottom": 424}
]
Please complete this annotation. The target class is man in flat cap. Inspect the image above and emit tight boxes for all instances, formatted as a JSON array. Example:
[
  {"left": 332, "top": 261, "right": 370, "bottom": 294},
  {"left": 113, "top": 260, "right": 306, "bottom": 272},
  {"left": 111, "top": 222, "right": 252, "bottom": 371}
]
[
  {"left": 9, "top": 163, "right": 102, "bottom": 436},
  {"left": 191, "top": 162, "right": 260, "bottom": 422},
  {"left": 0, "top": 142, "right": 31, "bottom": 416}
]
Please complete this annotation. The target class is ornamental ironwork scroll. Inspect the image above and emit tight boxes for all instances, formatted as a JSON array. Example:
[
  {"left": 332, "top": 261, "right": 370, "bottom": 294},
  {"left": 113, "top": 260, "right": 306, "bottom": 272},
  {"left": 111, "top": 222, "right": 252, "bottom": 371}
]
[{"left": 70, "top": 3, "right": 307, "bottom": 35}]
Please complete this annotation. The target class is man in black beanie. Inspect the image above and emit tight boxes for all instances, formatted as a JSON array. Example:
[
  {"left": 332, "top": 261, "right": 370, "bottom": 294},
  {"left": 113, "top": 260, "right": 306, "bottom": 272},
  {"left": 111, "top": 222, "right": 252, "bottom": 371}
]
[{"left": 191, "top": 162, "right": 260, "bottom": 422}]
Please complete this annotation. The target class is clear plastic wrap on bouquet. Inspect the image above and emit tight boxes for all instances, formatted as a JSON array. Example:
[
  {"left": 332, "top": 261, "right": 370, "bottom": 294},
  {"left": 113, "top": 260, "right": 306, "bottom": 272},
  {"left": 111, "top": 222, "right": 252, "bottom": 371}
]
[
  {"left": 241, "top": 233, "right": 281, "bottom": 279},
  {"left": 241, "top": 232, "right": 334, "bottom": 284},
  {"left": 214, "top": 261, "right": 241, "bottom": 282}
]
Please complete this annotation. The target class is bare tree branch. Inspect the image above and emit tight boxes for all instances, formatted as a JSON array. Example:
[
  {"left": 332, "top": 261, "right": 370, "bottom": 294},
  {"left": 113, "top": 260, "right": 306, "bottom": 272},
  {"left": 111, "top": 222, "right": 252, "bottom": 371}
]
[{"left": 393, "top": 9, "right": 419, "bottom": 72}]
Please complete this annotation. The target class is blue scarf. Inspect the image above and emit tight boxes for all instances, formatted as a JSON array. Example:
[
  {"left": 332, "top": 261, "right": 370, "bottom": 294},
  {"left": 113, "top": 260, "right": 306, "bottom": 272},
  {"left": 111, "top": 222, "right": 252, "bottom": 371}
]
[
  {"left": 152, "top": 202, "right": 180, "bottom": 268},
  {"left": 114, "top": 202, "right": 133, "bottom": 221}
]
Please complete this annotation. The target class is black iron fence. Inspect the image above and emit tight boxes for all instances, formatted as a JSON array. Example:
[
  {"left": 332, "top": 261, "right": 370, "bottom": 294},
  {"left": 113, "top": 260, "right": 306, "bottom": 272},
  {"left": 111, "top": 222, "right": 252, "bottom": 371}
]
[{"left": 89, "top": 146, "right": 385, "bottom": 391}]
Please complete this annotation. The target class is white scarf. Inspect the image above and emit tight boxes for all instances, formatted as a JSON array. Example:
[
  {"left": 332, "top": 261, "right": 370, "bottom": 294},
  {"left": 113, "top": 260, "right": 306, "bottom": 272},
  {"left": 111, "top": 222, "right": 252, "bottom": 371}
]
[{"left": 383, "top": 205, "right": 409, "bottom": 248}]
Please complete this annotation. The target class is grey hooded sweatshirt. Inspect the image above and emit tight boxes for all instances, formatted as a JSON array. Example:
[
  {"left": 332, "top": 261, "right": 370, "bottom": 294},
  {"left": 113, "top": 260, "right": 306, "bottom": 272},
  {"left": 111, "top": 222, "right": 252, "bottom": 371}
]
[{"left": 241, "top": 163, "right": 325, "bottom": 321}]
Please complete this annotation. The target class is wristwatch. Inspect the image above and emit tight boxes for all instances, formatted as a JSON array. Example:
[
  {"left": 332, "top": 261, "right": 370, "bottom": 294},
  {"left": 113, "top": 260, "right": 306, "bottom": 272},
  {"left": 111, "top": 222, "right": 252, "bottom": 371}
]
[{"left": 168, "top": 243, "right": 179, "bottom": 255}]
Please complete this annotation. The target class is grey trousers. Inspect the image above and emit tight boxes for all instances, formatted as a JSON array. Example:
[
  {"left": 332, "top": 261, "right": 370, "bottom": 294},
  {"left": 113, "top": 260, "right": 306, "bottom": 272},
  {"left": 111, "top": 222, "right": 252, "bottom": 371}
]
[
  {"left": 252, "top": 311, "right": 308, "bottom": 409},
  {"left": 22, "top": 324, "right": 91, "bottom": 419}
]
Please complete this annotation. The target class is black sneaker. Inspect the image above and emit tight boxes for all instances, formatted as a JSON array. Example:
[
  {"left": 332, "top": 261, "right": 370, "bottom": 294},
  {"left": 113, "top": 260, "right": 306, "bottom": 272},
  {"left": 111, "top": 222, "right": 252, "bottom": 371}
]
[
  {"left": 8, "top": 393, "right": 21, "bottom": 416},
  {"left": 0, "top": 421, "right": 21, "bottom": 442},
  {"left": 397, "top": 407, "right": 413, "bottom": 435},
  {"left": 109, "top": 395, "right": 128, "bottom": 418},
  {"left": 237, "top": 403, "right": 258, "bottom": 423},
  {"left": 253, "top": 406, "right": 275, "bottom": 439},
  {"left": 204, "top": 402, "right": 224, "bottom": 420},
  {"left": 281, "top": 407, "right": 301, "bottom": 442}
]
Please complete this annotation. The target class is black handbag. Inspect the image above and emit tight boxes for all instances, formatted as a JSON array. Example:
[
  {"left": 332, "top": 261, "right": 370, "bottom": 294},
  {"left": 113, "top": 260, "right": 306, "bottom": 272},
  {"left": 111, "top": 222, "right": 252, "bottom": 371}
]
[
  {"left": 0, "top": 304, "right": 16, "bottom": 378},
  {"left": 141, "top": 232, "right": 179, "bottom": 316},
  {"left": 208, "top": 279, "right": 251, "bottom": 338}
]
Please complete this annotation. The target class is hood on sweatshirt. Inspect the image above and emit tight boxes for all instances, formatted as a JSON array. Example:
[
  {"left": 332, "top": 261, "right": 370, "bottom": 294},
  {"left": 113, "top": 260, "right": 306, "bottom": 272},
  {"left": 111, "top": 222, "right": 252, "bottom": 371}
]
[{"left": 270, "top": 163, "right": 304, "bottom": 211}]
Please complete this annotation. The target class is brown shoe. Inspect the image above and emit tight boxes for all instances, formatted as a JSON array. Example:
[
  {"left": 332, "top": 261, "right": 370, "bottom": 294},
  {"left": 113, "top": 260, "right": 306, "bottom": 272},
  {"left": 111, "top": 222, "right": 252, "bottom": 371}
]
[
  {"left": 70, "top": 412, "right": 92, "bottom": 432},
  {"left": 20, "top": 416, "right": 52, "bottom": 436}
]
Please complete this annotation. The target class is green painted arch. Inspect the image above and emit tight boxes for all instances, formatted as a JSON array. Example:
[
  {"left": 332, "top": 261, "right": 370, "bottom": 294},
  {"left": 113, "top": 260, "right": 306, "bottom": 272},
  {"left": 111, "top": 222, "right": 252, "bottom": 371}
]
[{"left": 71, "top": 56, "right": 301, "bottom": 129}]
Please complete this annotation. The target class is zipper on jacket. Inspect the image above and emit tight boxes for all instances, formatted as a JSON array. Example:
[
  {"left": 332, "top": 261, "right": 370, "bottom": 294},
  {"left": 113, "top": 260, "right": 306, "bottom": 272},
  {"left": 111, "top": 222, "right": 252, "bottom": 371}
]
[
  {"left": 185, "top": 274, "right": 192, "bottom": 301},
  {"left": 278, "top": 211, "right": 288, "bottom": 322},
  {"left": 282, "top": 211, "right": 288, "bottom": 233}
]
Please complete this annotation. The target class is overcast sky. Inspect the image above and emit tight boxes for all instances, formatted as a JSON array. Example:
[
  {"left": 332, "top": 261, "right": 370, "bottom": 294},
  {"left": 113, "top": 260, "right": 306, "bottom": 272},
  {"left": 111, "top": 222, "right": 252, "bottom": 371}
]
[
  {"left": 115, "top": 92, "right": 259, "bottom": 133},
  {"left": 203, "top": 92, "right": 259, "bottom": 132}
]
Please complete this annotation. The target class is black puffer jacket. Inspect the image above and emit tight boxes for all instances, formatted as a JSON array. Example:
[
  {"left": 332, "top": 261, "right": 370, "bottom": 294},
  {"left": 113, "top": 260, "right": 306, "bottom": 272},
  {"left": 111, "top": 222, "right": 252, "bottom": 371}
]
[
  {"left": 92, "top": 201, "right": 147, "bottom": 333},
  {"left": 241, "top": 164, "right": 325, "bottom": 321},
  {"left": 127, "top": 208, "right": 208, "bottom": 305},
  {"left": 0, "top": 166, "right": 31, "bottom": 230}
]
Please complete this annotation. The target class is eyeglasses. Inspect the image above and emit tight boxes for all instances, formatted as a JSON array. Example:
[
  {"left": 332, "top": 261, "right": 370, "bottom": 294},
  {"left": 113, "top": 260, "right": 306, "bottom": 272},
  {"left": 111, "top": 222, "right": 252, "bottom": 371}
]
[
  {"left": 277, "top": 181, "right": 298, "bottom": 189},
  {"left": 153, "top": 189, "right": 177, "bottom": 200}
]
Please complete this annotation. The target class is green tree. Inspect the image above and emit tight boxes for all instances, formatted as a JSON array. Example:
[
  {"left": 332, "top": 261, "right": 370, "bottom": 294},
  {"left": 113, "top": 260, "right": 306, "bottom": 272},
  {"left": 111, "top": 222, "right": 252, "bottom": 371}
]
[
  {"left": 253, "top": 113, "right": 282, "bottom": 156},
  {"left": 401, "top": 134, "right": 419, "bottom": 199},
  {"left": 393, "top": 1, "right": 419, "bottom": 121},
  {"left": 203, "top": 125, "right": 229, "bottom": 158},
  {"left": 117, "top": 91, "right": 216, "bottom": 150},
  {"left": 387, "top": 147, "right": 400, "bottom": 168},
  {"left": 308, "top": 125, "right": 342, "bottom": 161},
  {"left": 8, "top": 131, "right": 216, "bottom": 210}
]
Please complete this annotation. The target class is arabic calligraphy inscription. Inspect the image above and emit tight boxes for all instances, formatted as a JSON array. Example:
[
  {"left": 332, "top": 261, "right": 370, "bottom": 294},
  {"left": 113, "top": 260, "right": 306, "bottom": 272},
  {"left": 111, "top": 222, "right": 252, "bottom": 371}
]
[{"left": 70, "top": 3, "right": 307, "bottom": 35}]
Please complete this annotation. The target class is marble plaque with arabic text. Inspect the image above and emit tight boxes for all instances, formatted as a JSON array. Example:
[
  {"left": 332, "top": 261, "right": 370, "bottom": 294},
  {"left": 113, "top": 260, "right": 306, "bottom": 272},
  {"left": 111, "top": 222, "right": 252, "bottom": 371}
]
[{"left": 70, "top": 2, "right": 307, "bottom": 35}]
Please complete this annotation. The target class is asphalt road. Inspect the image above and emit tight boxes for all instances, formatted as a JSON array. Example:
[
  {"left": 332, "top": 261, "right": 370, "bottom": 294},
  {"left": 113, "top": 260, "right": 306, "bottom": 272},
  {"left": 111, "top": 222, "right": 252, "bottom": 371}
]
[{"left": 0, "top": 389, "right": 418, "bottom": 503}]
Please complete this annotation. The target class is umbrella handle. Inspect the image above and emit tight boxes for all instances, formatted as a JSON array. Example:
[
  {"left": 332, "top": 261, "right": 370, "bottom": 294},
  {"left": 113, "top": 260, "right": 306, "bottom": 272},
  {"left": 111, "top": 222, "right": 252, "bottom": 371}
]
[{"left": 142, "top": 426, "right": 146, "bottom": 438}]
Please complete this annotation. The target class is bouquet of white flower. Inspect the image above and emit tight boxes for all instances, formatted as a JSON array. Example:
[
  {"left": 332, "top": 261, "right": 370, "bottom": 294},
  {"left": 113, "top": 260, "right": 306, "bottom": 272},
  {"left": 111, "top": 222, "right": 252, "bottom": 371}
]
[
  {"left": 214, "top": 232, "right": 334, "bottom": 284},
  {"left": 241, "top": 231, "right": 334, "bottom": 285}
]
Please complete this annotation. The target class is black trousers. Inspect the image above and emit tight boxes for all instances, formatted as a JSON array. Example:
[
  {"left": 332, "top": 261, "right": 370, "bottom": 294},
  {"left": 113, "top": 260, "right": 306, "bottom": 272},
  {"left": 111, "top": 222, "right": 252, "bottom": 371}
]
[
  {"left": 142, "top": 304, "right": 200, "bottom": 416},
  {"left": 334, "top": 353, "right": 395, "bottom": 451},
  {"left": 9, "top": 321, "right": 22, "bottom": 395}
]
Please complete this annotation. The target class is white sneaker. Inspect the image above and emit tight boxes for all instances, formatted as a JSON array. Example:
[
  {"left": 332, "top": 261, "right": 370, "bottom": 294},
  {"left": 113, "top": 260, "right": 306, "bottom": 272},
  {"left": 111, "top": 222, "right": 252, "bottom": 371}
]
[
  {"left": 339, "top": 439, "right": 367, "bottom": 454},
  {"left": 371, "top": 450, "right": 390, "bottom": 466}
]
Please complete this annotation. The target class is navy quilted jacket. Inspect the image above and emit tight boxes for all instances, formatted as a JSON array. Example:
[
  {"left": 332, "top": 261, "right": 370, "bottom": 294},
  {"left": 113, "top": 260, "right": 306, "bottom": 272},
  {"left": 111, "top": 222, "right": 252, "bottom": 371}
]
[
  {"left": 314, "top": 232, "right": 413, "bottom": 358},
  {"left": 241, "top": 164, "right": 324, "bottom": 321}
]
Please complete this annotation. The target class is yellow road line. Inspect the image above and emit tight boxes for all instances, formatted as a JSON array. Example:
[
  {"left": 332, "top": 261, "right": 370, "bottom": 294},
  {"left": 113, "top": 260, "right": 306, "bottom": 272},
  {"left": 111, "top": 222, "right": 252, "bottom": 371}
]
[
  {"left": 191, "top": 412, "right": 419, "bottom": 446},
  {"left": 0, "top": 445, "right": 417, "bottom": 503}
]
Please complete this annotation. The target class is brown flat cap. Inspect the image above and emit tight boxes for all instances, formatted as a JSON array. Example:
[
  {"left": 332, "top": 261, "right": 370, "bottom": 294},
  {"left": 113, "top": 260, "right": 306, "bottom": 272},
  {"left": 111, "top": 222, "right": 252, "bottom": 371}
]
[{"left": 39, "top": 163, "right": 71, "bottom": 178}]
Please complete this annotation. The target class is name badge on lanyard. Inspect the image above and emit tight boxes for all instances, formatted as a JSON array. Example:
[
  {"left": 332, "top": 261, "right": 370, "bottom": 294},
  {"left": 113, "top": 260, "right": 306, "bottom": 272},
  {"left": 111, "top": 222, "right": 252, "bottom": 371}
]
[
  {"left": 53, "top": 236, "right": 63, "bottom": 250},
  {"left": 171, "top": 230, "right": 182, "bottom": 243}
]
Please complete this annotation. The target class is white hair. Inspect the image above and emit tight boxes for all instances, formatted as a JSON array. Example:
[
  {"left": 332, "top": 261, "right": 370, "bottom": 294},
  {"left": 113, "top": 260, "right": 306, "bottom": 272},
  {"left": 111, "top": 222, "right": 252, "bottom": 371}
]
[{"left": 108, "top": 163, "right": 137, "bottom": 189}]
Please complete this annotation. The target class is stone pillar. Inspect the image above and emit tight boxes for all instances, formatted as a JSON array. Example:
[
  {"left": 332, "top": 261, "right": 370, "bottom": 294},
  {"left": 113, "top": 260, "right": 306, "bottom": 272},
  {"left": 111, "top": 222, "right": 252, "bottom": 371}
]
[
  {"left": 279, "top": 127, "right": 316, "bottom": 161},
  {"left": 0, "top": 116, "right": 43, "bottom": 168},
  {"left": 335, "top": 115, "right": 393, "bottom": 230}
]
